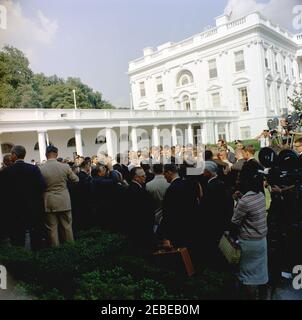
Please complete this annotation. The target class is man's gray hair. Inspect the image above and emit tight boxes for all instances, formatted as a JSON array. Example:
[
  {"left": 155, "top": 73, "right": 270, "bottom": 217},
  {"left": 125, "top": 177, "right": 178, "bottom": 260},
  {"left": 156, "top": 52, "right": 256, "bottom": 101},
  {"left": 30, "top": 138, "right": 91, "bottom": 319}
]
[
  {"left": 11, "top": 145, "right": 26, "bottom": 159},
  {"left": 204, "top": 161, "right": 218, "bottom": 175}
]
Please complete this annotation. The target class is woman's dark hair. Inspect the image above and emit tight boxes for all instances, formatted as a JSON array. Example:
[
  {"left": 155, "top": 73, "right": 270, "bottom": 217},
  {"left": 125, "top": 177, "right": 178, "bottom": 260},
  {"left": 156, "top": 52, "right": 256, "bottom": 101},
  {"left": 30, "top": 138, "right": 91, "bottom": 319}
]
[
  {"left": 245, "top": 173, "right": 262, "bottom": 193},
  {"left": 205, "top": 150, "right": 213, "bottom": 161}
]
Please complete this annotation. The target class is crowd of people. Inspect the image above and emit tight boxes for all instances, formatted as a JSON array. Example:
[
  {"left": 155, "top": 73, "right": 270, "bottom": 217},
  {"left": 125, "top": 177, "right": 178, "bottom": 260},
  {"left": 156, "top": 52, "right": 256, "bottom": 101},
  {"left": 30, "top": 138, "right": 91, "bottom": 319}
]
[{"left": 1, "top": 135, "right": 302, "bottom": 299}]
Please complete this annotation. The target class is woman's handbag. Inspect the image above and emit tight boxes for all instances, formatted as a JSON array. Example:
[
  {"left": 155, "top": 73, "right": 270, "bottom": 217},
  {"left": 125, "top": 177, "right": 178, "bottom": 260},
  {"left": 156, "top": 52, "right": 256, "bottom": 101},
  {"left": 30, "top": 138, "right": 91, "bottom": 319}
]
[{"left": 219, "top": 232, "right": 241, "bottom": 264}]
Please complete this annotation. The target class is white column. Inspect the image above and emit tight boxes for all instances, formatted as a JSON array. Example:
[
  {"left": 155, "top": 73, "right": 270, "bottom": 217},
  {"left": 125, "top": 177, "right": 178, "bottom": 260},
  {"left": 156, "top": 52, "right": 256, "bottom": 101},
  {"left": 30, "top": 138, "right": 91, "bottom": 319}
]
[
  {"left": 214, "top": 123, "right": 219, "bottom": 142},
  {"left": 199, "top": 123, "right": 206, "bottom": 144},
  {"left": 46, "top": 132, "right": 50, "bottom": 146},
  {"left": 225, "top": 123, "right": 230, "bottom": 142},
  {"left": 171, "top": 124, "right": 177, "bottom": 146},
  {"left": 37, "top": 130, "right": 47, "bottom": 162},
  {"left": 152, "top": 126, "right": 159, "bottom": 147},
  {"left": 131, "top": 127, "right": 138, "bottom": 152},
  {"left": 227, "top": 123, "right": 233, "bottom": 142},
  {"left": 187, "top": 123, "right": 194, "bottom": 145},
  {"left": 75, "top": 128, "right": 83, "bottom": 156},
  {"left": 106, "top": 127, "right": 114, "bottom": 158},
  {"left": 0, "top": 133, "right": 3, "bottom": 165}
]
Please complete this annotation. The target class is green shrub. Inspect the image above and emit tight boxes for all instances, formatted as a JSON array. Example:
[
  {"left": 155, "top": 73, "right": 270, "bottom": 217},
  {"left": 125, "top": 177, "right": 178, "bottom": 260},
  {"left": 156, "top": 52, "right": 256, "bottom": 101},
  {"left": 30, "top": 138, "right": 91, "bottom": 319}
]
[
  {"left": 0, "top": 229, "right": 236, "bottom": 300},
  {"left": 74, "top": 268, "right": 137, "bottom": 300},
  {"left": 0, "top": 246, "right": 35, "bottom": 282},
  {"left": 13, "top": 282, "right": 65, "bottom": 300},
  {"left": 136, "top": 278, "right": 173, "bottom": 300},
  {"left": 74, "top": 267, "right": 173, "bottom": 300}
]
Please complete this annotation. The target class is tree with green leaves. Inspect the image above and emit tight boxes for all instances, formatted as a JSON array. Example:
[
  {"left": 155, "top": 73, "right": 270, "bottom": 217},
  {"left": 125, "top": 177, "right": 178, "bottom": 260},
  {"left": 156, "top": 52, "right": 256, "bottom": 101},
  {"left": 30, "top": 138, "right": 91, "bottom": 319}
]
[
  {"left": 288, "top": 90, "right": 302, "bottom": 126},
  {"left": 0, "top": 46, "right": 114, "bottom": 109}
]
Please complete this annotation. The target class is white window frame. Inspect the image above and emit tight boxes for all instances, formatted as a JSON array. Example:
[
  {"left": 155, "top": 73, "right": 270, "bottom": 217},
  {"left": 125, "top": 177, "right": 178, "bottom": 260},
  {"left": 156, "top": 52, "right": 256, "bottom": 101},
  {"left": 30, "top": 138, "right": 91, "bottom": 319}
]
[
  {"left": 156, "top": 76, "right": 163, "bottom": 93},
  {"left": 208, "top": 59, "right": 218, "bottom": 79},
  {"left": 211, "top": 92, "right": 221, "bottom": 108},
  {"left": 234, "top": 50, "right": 245, "bottom": 72},
  {"left": 238, "top": 87, "right": 249, "bottom": 112},
  {"left": 240, "top": 126, "right": 251, "bottom": 140},
  {"left": 182, "top": 95, "right": 191, "bottom": 110},
  {"left": 218, "top": 123, "right": 227, "bottom": 141},
  {"left": 139, "top": 81, "right": 146, "bottom": 98},
  {"left": 180, "top": 75, "right": 190, "bottom": 86},
  {"left": 275, "top": 54, "right": 279, "bottom": 73}
]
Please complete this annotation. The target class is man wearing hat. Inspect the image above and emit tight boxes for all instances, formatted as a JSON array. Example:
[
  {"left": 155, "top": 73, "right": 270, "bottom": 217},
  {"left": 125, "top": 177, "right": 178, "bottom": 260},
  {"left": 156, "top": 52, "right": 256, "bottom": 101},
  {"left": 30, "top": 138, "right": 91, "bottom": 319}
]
[{"left": 40, "top": 145, "right": 79, "bottom": 247}]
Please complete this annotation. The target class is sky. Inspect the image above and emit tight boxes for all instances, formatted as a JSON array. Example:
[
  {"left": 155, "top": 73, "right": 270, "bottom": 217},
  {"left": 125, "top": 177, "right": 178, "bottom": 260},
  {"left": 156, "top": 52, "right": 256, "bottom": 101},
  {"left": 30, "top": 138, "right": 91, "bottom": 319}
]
[{"left": 0, "top": 0, "right": 301, "bottom": 108}]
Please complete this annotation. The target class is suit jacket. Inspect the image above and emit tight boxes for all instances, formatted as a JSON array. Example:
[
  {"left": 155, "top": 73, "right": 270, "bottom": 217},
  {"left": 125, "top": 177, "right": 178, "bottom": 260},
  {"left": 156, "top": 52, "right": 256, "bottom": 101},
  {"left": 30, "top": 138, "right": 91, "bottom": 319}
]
[
  {"left": 146, "top": 175, "right": 170, "bottom": 218},
  {"left": 159, "top": 178, "right": 198, "bottom": 246},
  {"left": 0, "top": 160, "right": 46, "bottom": 235},
  {"left": 40, "top": 159, "right": 79, "bottom": 212},
  {"left": 125, "top": 181, "right": 155, "bottom": 243}
]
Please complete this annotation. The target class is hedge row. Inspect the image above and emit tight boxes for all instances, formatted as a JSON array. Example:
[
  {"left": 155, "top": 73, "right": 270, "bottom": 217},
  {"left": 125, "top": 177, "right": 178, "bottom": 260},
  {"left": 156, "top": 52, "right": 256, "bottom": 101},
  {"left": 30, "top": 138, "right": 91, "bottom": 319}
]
[{"left": 0, "top": 229, "right": 235, "bottom": 300}]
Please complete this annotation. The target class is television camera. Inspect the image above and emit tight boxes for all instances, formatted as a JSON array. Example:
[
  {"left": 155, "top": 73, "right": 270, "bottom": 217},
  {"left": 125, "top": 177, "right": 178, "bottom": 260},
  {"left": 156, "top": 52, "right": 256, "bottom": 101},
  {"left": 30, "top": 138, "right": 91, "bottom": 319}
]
[
  {"left": 266, "top": 111, "right": 302, "bottom": 149},
  {"left": 258, "top": 147, "right": 302, "bottom": 189}
]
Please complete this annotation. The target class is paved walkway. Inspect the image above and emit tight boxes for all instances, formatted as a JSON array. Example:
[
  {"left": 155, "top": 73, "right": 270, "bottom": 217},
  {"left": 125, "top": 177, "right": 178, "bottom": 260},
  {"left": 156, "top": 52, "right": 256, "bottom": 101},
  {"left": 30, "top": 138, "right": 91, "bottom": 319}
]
[{"left": 272, "top": 279, "right": 302, "bottom": 300}]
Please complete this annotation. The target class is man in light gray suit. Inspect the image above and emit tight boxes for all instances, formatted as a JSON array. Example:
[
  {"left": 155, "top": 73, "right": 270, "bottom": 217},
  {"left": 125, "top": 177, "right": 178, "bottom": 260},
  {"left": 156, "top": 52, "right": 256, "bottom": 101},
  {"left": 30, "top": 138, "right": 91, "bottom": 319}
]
[
  {"left": 146, "top": 163, "right": 170, "bottom": 232},
  {"left": 40, "top": 146, "right": 79, "bottom": 247}
]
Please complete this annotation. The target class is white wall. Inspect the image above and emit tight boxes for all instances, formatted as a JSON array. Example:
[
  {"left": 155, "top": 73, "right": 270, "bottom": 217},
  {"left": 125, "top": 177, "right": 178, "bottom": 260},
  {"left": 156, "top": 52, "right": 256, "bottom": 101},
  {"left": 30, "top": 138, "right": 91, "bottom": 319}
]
[{"left": 129, "top": 12, "right": 301, "bottom": 140}]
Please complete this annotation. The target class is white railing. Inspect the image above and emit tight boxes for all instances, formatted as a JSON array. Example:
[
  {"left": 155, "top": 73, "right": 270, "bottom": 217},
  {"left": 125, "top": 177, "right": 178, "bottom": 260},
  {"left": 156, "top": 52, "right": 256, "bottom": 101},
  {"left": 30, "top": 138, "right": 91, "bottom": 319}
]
[
  {"left": 129, "top": 11, "right": 299, "bottom": 71},
  {"left": 0, "top": 108, "right": 238, "bottom": 123},
  {"left": 226, "top": 17, "right": 246, "bottom": 29},
  {"left": 203, "top": 28, "right": 218, "bottom": 38}
]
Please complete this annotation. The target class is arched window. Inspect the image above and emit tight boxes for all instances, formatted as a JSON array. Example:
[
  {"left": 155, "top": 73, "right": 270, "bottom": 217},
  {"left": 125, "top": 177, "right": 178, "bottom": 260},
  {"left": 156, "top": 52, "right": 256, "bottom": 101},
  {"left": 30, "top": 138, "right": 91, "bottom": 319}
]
[
  {"left": 181, "top": 75, "right": 189, "bottom": 86},
  {"left": 1, "top": 143, "right": 14, "bottom": 154},
  {"left": 34, "top": 141, "right": 53, "bottom": 151},
  {"left": 177, "top": 70, "right": 194, "bottom": 87},
  {"left": 95, "top": 135, "right": 106, "bottom": 145},
  {"left": 67, "top": 138, "right": 76, "bottom": 147},
  {"left": 140, "top": 132, "right": 149, "bottom": 141},
  {"left": 67, "top": 138, "right": 84, "bottom": 147}
]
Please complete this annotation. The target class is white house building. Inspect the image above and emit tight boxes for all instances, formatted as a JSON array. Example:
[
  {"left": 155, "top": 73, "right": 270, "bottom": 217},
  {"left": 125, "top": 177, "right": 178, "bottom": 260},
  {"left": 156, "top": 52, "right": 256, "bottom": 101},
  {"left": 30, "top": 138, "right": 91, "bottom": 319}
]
[
  {"left": 129, "top": 11, "right": 302, "bottom": 141},
  {"left": 0, "top": 11, "right": 302, "bottom": 163}
]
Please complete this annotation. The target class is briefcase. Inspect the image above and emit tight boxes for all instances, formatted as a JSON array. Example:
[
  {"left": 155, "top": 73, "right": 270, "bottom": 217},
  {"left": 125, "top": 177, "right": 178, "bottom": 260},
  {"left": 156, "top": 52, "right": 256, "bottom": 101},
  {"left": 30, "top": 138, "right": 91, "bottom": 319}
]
[
  {"left": 219, "top": 233, "right": 241, "bottom": 264},
  {"left": 153, "top": 247, "right": 195, "bottom": 277}
]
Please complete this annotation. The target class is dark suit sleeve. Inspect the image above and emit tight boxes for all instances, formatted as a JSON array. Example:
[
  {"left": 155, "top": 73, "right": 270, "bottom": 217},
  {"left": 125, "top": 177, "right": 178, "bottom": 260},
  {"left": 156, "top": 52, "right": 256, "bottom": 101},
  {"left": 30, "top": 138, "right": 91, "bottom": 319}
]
[{"left": 34, "top": 166, "right": 46, "bottom": 194}]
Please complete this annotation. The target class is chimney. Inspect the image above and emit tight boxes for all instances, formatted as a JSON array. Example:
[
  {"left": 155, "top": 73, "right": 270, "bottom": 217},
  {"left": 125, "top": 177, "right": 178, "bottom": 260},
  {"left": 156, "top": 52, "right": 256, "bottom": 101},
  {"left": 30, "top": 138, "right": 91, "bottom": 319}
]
[
  {"left": 143, "top": 47, "right": 154, "bottom": 56},
  {"left": 215, "top": 14, "right": 231, "bottom": 27}
]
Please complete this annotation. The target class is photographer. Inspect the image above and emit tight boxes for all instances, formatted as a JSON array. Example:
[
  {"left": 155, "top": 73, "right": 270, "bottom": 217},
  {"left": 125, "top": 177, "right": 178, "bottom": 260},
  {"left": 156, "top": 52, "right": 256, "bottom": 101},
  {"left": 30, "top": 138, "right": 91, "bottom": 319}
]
[
  {"left": 267, "top": 182, "right": 302, "bottom": 289},
  {"left": 255, "top": 130, "right": 271, "bottom": 148},
  {"left": 259, "top": 144, "right": 302, "bottom": 291}
]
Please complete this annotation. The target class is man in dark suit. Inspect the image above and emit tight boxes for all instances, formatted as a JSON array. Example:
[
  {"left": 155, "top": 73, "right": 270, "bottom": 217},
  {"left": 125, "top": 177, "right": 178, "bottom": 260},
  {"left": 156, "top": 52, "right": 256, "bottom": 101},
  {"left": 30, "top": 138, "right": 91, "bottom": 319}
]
[
  {"left": 201, "top": 161, "right": 234, "bottom": 266},
  {"left": 72, "top": 160, "right": 92, "bottom": 233},
  {"left": 1, "top": 145, "right": 45, "bottom": 247},
  {"left": 239, "top": 145, "right": 264, "bottom": 194},
  {"left": 159, "top": 164, "right": 197, "bottom": 248},
  {"left": 125, "top": 166, "right": 155, "bottom": 254},
  {"left": 90, "top": 163, "right": 117, "bottom": 229},
  {"left": 113, "top": 153, "right": 130, "bottom": 183}
]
